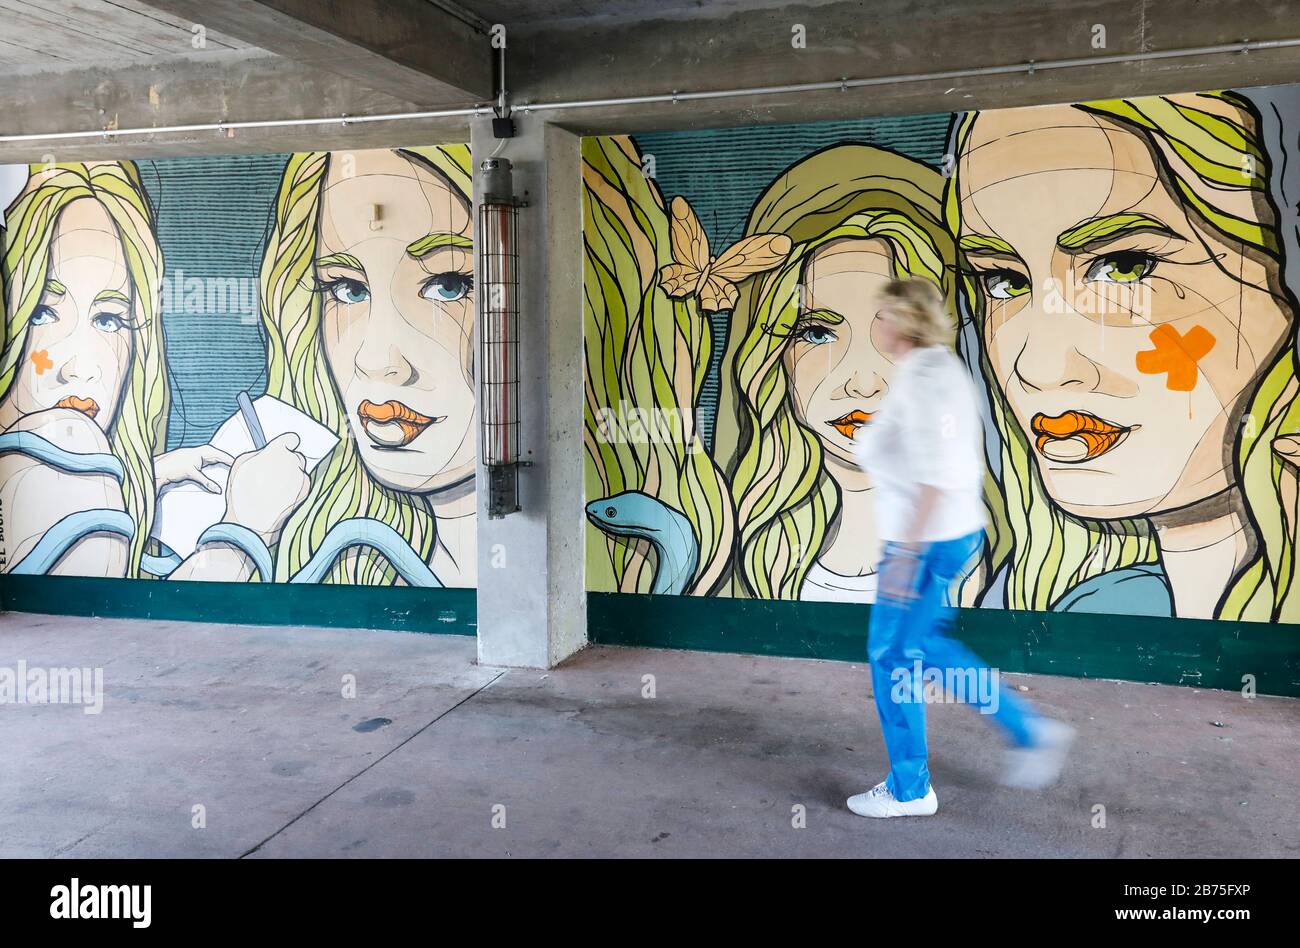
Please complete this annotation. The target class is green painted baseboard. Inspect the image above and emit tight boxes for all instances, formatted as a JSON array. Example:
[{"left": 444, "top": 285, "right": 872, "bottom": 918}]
[
  {"left": 7, "top": 577, "right": 1296, "bottom": 695},
  {"left": 588, "top": 591, "right": 1300, "bottom": 697},
  {"left": 0, "top": 574, "right": 475, "bottom": 635}
]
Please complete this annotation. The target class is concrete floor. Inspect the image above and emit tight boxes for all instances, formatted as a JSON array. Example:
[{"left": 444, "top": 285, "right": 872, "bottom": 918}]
[{"left": 1, "top": 612, "right": 1296, "bottom": 858}]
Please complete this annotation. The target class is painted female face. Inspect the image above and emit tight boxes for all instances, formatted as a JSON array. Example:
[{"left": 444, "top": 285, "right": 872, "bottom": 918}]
[
  {"left": 958, "top": 102, "right": 1292, "bottom": 519},
  {"left": 784, "top": 237, "right": 897, "bottom": 465},
  {"left": 1, "top": 197, "right": 135, "bottom": 434},
  {"left": 317, "top": 150, "right": 475, "bottom": 494}
]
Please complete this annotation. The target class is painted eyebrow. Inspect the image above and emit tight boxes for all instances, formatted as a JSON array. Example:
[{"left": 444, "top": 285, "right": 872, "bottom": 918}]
[
  {"left": 407, "top": 232, "right": 472, "bottom": 258},
  {"left": 958, "top": 234, "right": 1018, "bottom": 257},
  {"left": 1057, "top": 213, "right": 1180, "bottom": 251},
  {"left": 795, "top": 308, "right": 845, "bottom": 325},
  {"left": 44, "top": 278, "right": 67, "bottom": 298},
  {"left": 93, "top": 289, "right": 130, "bottom": 306},
  {"left": 315, "top": 253, "right": 365, "bottom": 270},
  {"left": 764, "top": 306, "right": 844, "bottom": 338}
]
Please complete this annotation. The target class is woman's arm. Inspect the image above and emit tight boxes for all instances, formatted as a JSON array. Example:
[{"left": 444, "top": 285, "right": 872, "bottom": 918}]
[
  {"left": 904, "top": 485, "right": 943, "bottom": 543},
  {"left": 166, "top": 433, "right": 310, "bottom": 582},
  {"left": 0, "top": 408, "right": 130, "bottom": 577}
]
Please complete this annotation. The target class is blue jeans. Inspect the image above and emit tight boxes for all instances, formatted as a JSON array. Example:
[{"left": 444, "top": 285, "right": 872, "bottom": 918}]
[{"left": 868, "top": 530, "right": 1040, "bottom": 802}]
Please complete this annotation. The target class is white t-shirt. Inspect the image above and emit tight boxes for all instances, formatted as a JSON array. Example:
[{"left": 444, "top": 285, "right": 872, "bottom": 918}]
[{"left": 852, "top": 345, "right": 987, "bottom": 543}]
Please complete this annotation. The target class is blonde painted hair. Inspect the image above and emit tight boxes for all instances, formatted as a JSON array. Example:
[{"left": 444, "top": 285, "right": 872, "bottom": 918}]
[
  {"left": 716, "top": 145, "right": 984, "bottom": 599},
  {"left": 260, "top": 145, "right": 472, "bottom": 584},
  {"left": 880, "top": 277, "right": 952, "bottom": 348},
  {"left": 582, "top": 135, "right": 734, "bottom": 595},
  {"left": 1, "top": 161, "right": 168, "bottom": 577}
]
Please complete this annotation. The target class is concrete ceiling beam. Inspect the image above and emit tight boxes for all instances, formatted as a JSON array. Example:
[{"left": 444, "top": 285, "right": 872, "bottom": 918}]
[{"left": 141, "top": 0, "right": 493, "bottom": 104}]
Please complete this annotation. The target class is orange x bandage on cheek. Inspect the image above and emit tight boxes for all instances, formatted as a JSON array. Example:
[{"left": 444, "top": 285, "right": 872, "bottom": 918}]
[
  {"left": 1135, "top": 324, "right": 1216, "bottom": 392},
  {"left": 30, "top": 349, "right": 53, "bottom": 376}
]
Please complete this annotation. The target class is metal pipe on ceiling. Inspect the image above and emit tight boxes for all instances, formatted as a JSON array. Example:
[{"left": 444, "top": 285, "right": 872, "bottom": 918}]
[{"left": 0, "top": 37, "right": 1297, "bottom": 145}]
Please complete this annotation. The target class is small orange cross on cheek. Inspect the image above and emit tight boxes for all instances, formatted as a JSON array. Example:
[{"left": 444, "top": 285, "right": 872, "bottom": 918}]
[
  {"left": 1135, "top": 324, "right": 1216, "bottom": 392},
  {"left": 30, "top": 349, "right": 53, "bottom": 376}
]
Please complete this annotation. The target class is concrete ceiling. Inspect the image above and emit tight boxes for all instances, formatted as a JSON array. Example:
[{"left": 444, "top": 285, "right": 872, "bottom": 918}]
[
  {"left": 458, "top": 0, "right": 802, "bottom": 26},
  {"left": 0, "top": 0, "right": 255, "bottom": 67},
  {"left": 1, "top": 0, "right": 1299, "bottom": 159}
]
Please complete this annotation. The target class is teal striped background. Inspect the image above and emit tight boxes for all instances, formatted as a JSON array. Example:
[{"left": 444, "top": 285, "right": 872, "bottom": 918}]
[
  {"left": 635, "top": 113, "right": 952, "bottom": 250},
  {"left": 137, "top": 153, "right": 289, "bottom": 450}
]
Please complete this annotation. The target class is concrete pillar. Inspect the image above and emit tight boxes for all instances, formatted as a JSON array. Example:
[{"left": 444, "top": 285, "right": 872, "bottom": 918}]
[{"left": 472, "top": 116, "right": 586, "bottom": 668}]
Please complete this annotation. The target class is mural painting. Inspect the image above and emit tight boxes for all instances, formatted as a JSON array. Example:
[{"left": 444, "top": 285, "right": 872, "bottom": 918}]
[
  {"left": 584, "top": 85, "right": 1300, "bottom": 623},
  {"left": 0, "top": 146, "right": 476, "bottom": 587}
]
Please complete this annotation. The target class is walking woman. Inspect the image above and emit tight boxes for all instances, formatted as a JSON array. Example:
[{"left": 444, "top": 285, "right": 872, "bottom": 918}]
[{"left": 847, "top": 278, "right": 1073, "bottom": 818}]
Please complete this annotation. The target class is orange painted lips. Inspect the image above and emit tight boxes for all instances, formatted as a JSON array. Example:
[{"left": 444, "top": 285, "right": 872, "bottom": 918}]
[
  {"left": 357, "top": 399, "right": 441, "bottom": 447},
  {"left": 828, "top": 409, "right": 874, "bottom": 439},
  {"left": 55, "top": 395, "right": 100, "bottom": 419},
  {"left": 1031, "top": 410, "right": 1134, "bottom": 463}
]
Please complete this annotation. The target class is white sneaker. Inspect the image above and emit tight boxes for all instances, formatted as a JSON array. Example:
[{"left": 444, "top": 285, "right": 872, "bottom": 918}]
[
  {"left": 847, "top": 781, "right": 939, "bottom": 818},
  {"left": 1001, "top": 718, "right": 1076, "bottom": 789}
]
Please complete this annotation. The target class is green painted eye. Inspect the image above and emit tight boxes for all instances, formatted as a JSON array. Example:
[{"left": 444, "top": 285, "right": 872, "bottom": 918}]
[
  {"left": 1085, "top": 251, "right": 1157, "bottom": 285},
  {"left": 980, "top": 269, "right": 1030, "bottom": 300}
]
